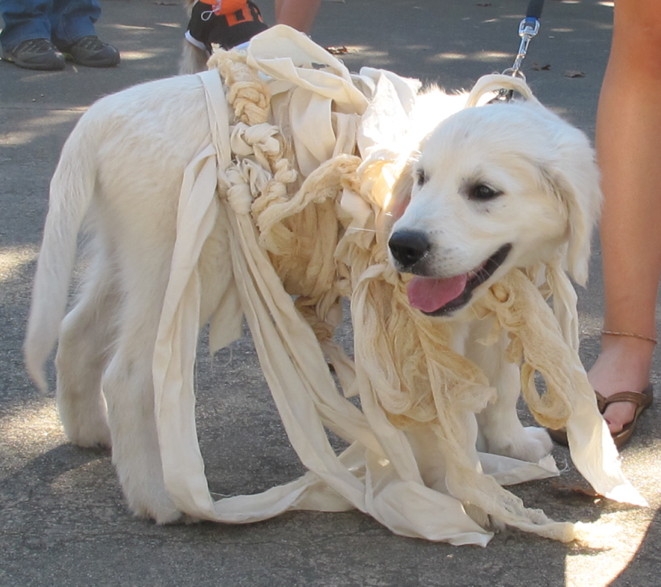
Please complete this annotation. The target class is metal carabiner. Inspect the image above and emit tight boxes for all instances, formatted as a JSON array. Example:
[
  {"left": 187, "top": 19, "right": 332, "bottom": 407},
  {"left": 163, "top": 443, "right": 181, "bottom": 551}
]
[
  {"left": 510, "top": 16, "right": 540, "bottom": 78},
  {"left": 493, "top": 15, "right": 541, "bottom": 102}
]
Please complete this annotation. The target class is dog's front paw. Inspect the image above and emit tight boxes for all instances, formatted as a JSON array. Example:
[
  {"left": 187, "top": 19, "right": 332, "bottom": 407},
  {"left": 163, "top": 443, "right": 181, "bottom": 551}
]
[
  {"left": 127, "top": 489, "right": 184, "bottom": 525},
  {"left": 487, "top": 426, "right": 553, "bottom": 463}
]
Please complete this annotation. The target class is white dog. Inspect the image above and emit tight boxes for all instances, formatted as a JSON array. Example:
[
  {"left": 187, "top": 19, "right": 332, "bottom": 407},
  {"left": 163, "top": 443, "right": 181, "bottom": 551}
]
[
  {"left": 386, "top": 98, "right": 600, "bottom": 489},
  {"left": 23, "top": 57, "right": 601, "bottom": 524}
]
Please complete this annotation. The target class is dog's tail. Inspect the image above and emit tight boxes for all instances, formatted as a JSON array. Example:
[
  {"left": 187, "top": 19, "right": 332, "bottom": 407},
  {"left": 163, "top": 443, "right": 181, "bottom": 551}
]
[{"left": 24, "top": 119, "right": 97, "bottom": 392}]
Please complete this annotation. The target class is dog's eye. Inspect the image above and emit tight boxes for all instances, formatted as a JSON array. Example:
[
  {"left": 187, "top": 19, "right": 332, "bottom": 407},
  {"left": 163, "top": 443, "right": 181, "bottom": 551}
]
[
  {"left": 415, "top": 168, "right": 427, "bottom": 186},
  {"left": 468, "top": 183, "right": 502, "bottom": 201}
]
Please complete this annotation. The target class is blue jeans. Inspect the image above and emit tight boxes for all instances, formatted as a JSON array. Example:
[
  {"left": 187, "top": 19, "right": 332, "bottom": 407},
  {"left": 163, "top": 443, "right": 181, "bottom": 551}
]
[{"left": 0, "top": 0, "right": 101, "bottom": 51}]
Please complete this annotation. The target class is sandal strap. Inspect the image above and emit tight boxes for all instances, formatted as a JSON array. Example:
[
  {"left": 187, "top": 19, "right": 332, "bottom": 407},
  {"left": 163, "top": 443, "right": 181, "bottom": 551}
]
[{"left": 595, "top": 385, "right": 653, "bottom": 412}]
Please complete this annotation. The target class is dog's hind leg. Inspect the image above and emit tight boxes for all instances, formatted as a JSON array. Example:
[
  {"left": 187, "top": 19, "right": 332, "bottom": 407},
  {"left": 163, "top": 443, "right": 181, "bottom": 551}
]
[
  {"left": 101, "top": 258, "right": 182, "bottom": 524},
  {"left": 55, "top": 249, "right": 117, "bottom": 449}
]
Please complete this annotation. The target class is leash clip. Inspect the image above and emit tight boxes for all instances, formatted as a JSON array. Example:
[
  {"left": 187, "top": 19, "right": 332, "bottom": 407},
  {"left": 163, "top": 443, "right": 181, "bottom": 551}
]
[
  {"left": 510, "top": 16, "right": 540, "bottom": 78},
  {"left": 493, "top": 14, "right": 541, "bottom": 103}
]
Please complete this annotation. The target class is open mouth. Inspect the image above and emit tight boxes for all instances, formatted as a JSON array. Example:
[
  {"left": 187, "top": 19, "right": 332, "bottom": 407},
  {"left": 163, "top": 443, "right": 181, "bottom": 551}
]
[{"left": 406, "top": 244, "right": 512, "bottom": 316}]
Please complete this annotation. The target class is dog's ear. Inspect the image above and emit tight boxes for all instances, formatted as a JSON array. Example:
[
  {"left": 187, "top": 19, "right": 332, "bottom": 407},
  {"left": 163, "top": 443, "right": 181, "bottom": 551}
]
[
  {"left": 383, "top": 157, "right": 415, "bottom": 232},
  {"left": 390, "top": 163, "right": 413, "bottom": 220},
  {"left": 540, "top": 151, "right": 602, "bottom": 286}
]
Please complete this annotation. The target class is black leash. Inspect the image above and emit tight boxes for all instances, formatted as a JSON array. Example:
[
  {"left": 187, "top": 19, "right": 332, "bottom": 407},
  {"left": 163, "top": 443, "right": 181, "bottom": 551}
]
[{"left": 526, "top": 0, "right": 544, "bottom": 21}]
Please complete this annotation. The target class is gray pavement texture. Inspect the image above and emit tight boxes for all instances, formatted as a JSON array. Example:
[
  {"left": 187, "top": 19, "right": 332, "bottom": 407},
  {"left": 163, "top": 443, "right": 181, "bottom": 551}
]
[{"left": 1, "top": 1, "right": 660, "bottom": 585}]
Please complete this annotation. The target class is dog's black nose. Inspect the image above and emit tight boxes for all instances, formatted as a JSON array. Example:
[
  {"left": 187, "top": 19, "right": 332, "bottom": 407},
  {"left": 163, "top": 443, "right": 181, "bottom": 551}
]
[{"left": 388, "top": 230, "right": 430, "bottom": 267}]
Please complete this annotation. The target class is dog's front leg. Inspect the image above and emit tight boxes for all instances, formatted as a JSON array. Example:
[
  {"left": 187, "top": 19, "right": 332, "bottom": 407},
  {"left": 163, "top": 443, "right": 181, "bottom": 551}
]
[
  {"left": 468, "top": 320, "right": 552, "bottom": 463},
  {"left": 407, "top": 413, "right": 492, "bottom": 530}
]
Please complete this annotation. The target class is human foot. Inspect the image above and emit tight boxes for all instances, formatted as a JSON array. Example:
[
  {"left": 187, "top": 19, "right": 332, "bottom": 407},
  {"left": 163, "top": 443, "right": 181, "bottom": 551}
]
[
  {"left": 55, "top": 36, "right": 120, "bottom": 68},
  {"left": 2, "top": 38, "right": 65, "bottom": 70},
  {"left": 595, "top": 386, "right": 653, "bottom": 447},
  {"left": 588, "top": 333, "right": 655, "bottom": 435},
  {"left": 547, "top": 385, "right": 653, "bottom": 448}
]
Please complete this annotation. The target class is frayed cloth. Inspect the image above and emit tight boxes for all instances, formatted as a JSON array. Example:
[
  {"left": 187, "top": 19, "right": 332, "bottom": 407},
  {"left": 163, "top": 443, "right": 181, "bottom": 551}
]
[{"left": 152, "top": 26, "right": 644, "bottom": 546}]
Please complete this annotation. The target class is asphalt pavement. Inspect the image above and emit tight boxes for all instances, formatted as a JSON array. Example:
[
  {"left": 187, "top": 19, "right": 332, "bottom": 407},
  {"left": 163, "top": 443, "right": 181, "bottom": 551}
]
[{"left": 1, "top": 1, "right": 660, "bottom": 585}]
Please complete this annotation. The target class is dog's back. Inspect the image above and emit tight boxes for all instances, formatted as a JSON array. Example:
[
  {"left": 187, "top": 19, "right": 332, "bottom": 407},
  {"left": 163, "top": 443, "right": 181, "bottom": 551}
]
[{"left": 24, "top": 74, "right": 212, "bottom": 391}]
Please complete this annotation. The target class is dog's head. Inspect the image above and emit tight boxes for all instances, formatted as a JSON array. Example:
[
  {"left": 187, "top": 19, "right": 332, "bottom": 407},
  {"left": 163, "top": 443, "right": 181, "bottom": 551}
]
[{"left": 387, "top": 98, "right": 601, "bottom": 318}]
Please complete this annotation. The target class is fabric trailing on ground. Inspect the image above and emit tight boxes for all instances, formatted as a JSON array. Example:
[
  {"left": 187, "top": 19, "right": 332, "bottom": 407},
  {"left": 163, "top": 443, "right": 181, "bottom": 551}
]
[{"left": 151, "top": 25, "right": 645, "bottom": 546}]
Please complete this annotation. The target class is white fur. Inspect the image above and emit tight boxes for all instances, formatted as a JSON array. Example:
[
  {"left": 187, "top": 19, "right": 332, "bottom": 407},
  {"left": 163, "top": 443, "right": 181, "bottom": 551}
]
[{"left": 24, "top": 71, "right": 600, "bottom": 523}]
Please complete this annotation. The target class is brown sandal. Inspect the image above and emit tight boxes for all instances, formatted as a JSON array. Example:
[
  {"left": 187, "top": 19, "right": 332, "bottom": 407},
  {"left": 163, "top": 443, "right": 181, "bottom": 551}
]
[{"left": 548, "top": 384, "right": 654, "bottom": 449}]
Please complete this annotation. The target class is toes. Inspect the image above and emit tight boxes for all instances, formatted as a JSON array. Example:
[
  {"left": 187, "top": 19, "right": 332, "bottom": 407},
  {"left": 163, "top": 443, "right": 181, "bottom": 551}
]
[{"left": 602, "top": 405, "right": 635, "bottom": 435}]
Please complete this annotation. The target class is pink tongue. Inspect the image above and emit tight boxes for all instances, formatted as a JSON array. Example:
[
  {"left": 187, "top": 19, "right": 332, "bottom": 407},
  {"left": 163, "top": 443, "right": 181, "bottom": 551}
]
[{"left": 407, "top": 274, "right": 468, "bottom": 313}]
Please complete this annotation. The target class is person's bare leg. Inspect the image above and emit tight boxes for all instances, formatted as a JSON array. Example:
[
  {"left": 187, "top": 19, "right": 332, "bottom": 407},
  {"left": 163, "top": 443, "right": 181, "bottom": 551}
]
[
  {"left": 588, "top": 0, "right": 661, "bottom": 434},
  {"left": 274, "top": 0, "right": 321, "bottom": 33}
]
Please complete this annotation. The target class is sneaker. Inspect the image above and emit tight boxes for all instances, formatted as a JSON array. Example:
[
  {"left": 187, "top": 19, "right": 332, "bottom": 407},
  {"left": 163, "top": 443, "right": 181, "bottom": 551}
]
[
  {"left": 57, "top": 36, "right": 120, "bottom": 68},
  {"left": 2, "top": 38, "right": 65, "bottom": 71}
]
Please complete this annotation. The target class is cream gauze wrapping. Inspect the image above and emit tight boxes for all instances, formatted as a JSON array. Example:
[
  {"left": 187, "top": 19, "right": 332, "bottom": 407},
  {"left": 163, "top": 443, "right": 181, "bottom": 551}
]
[{"left": 152, "top": 26, "right": 645, "bottom": 547}]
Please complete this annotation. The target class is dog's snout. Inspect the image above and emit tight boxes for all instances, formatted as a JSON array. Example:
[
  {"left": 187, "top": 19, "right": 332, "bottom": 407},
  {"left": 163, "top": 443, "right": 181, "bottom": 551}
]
[{"left": 388, "top": 230, "right": 430, "bottom": 268}]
